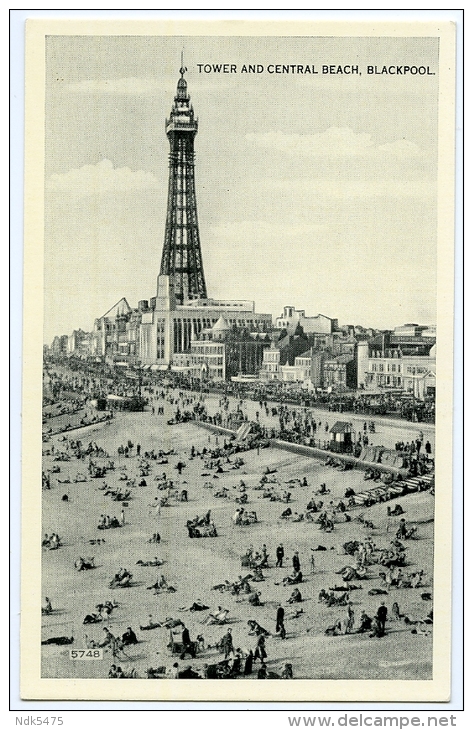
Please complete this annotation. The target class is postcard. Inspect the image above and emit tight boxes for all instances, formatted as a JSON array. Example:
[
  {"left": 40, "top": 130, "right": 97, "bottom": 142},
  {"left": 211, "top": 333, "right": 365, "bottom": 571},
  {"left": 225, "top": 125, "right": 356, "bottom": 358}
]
[{"left": 21, "top": 18, "right": 456, "bottom": 701}]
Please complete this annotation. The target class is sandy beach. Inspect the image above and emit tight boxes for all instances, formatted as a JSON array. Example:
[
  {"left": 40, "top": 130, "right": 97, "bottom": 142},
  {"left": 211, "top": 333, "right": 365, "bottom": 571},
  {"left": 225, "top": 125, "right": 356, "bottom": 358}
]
[{"left": 41, "top": 389, "right": 435, "bottom": 681}]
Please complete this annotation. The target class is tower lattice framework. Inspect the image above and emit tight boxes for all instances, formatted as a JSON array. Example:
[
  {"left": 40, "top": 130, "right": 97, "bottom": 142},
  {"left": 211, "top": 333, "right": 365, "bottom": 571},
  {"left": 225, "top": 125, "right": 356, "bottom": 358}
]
[{"left": 160, "top": 67, "right": 207, "bottom": 305}]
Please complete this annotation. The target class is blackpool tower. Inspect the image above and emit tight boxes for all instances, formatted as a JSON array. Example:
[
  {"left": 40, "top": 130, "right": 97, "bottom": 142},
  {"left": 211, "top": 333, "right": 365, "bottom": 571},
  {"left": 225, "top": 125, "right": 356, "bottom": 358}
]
[{"left": 159, "top": 66, "right": 208, "bottom": 305}]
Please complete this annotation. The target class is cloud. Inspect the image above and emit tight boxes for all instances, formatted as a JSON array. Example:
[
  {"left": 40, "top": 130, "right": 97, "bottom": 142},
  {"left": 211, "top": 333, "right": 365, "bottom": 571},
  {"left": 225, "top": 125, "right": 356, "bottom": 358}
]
[
  {"left": 46, "top": 159, "right": 159, "bottom": 195},
  {"left": 262, "top": 177, "right": 433, "bottom": 199},
  {"left": 246, "top": 127, "right": 421, "bottom": 158},
  {"left": 210, "top": 220, "right": 329, "bottom": 241},
  {"left": 246, "top": 128, "right": 372, "bottom": 156},
  {"left": 377, "top": 139, "right": 421, "bottom": 157},
  {"left": 64, "top": 77, "right": 161, "bottom": 95},
  {"left": 61, "top": 75, "right": 230, "bottom": 98}
]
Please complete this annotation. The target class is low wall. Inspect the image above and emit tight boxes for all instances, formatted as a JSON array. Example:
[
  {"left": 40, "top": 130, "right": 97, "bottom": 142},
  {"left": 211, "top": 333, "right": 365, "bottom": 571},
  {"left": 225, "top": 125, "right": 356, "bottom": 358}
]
[
  {"left": 44, "top": 416, "right": 111, "bottom": 437},
  {"left": 193, "top": 420, "right": 407, "bottom": 477},
  {"left": 270, "top": 439, "right": 408, "bottom": 477},
  {"left": 193, "top": 421, "right": 235, "bottom": 438}
]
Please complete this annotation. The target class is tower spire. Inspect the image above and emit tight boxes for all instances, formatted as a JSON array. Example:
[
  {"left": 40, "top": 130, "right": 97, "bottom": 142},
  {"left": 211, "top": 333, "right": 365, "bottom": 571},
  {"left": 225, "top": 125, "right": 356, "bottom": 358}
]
[{"left": 160, "top": 66, "right": 207, "bottom": 304}]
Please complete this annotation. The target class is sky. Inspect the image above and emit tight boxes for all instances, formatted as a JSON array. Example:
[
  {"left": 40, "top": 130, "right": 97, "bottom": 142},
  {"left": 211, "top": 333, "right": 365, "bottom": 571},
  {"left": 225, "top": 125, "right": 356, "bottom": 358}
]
[{"left": 43, "top": 33, "right": 440, "bottom": 343}]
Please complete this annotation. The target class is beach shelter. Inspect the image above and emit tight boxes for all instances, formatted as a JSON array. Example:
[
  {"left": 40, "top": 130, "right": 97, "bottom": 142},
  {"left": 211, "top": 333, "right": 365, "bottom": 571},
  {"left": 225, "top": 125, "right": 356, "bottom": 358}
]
[{"left": 328, "top": 421, "right": 354, "bottom": 453}]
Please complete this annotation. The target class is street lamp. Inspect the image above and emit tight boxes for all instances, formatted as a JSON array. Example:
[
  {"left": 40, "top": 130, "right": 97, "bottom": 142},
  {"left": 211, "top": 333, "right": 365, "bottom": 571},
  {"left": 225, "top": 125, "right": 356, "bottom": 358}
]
[{"left": 137, "top": 361, "right": 142, "bottom": 401}]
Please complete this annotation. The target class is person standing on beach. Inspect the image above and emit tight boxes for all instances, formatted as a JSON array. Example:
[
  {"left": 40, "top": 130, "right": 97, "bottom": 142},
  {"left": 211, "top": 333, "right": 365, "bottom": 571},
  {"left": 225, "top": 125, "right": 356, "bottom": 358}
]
[{"left": 276, "top": 604, "right": 286, "bottom": 639}]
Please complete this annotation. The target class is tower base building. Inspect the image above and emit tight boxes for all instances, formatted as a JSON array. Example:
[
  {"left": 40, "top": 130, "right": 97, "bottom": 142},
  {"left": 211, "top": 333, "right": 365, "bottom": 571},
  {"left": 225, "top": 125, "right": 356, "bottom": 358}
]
[{"left": 139, "top": 275, "right": 272, "bottom": 367}]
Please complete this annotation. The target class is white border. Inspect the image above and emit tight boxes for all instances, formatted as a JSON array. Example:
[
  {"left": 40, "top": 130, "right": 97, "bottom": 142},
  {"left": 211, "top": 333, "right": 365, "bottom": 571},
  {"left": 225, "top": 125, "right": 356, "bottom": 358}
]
[{"left": 9, "top": 5, "right": 464, "bottom": 718}]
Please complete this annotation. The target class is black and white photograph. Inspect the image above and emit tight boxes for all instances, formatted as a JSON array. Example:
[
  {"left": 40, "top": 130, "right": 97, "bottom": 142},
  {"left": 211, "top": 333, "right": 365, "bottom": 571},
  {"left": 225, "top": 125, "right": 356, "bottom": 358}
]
[{"left": 20, "top": 18, "right": 456, "bottom": 702}]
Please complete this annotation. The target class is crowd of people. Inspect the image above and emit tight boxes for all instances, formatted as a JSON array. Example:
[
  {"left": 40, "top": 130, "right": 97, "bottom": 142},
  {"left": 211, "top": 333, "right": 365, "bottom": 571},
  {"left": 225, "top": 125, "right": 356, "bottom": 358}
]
[{"left": 41, "top": 359, "right": 435, "bottom": 680}]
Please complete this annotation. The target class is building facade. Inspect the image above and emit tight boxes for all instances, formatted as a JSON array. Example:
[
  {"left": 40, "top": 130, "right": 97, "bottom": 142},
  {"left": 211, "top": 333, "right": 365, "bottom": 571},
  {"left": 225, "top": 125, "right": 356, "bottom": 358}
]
[
  {"left": 363, "top": 345, "right": 436, "bottom": 399},
  {"left": 191, "top": 340, "right": 226, "bottom": 381},
  {"left": 276, "top": 305, "right": 337, "bottom": 335},
  {"left": 138, "top": 276, "right": 272, "bottom": 367},
  {"left": 279, "top": 351, "right": 312, "bottom": 384},
  {"left": 260, "top": 347, "right": 281, "bottom": 381},
  {"left": 67, "top": 329, "right": 94, "bottom": 359},
  {"left": 323, "top": 353, "right": 356, "bottom": 391},
  {"left": 93, "top": 298, "right": 140, "bottom": 365}
]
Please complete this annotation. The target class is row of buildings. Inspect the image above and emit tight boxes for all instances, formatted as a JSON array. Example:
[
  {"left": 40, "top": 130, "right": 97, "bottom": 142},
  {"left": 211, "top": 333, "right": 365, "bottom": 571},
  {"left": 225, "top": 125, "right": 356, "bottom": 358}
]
[
  {"left": 49, "top": 307, "right": 436, "bottom": 400},
  {"left": 259, "top": 324, "right": 436, "bottom": 400},
  {"left": 47, "top": 68, "right": 436, "bottom": 401}
]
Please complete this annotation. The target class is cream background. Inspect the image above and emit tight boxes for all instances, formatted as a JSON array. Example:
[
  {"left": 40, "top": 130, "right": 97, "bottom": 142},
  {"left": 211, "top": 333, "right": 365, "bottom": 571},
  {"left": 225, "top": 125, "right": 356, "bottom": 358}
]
[{"left": 22, "top": 18, "right": 456, "bottom": 702}]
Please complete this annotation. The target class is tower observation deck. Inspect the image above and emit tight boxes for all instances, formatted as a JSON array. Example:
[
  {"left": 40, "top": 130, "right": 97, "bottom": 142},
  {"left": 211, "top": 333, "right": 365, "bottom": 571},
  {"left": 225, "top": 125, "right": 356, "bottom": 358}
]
[{"left": 160, "top": 67, "right": 208, "bottom": 305}]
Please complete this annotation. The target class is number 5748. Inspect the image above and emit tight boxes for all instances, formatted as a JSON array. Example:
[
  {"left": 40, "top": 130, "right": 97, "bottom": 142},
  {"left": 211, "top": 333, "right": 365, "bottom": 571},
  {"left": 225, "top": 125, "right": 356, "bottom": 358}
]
[{"left": 69, "top": 649, "right": 103, "bottom": 660}]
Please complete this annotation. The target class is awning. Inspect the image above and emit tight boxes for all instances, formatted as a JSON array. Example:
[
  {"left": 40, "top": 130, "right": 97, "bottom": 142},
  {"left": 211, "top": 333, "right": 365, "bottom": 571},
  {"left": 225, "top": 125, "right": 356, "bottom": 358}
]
[{"left": 329, "top": 421, "right": 353, "bottom": 434}]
